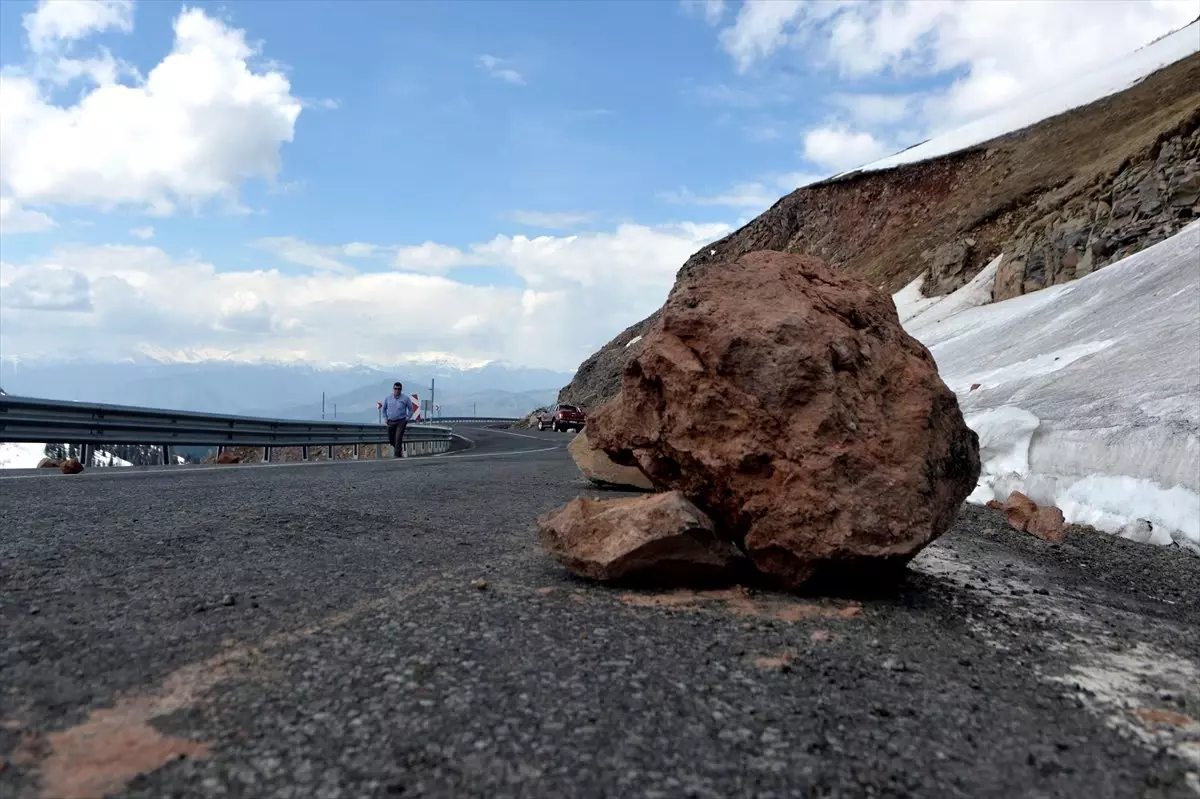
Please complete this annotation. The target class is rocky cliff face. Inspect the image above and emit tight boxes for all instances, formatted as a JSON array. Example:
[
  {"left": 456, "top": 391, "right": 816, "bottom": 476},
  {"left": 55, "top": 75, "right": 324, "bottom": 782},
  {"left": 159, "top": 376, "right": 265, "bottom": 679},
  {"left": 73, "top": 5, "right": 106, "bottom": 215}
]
[{"left": 560, "top": 51, "right": 1200, "bottom": 410}]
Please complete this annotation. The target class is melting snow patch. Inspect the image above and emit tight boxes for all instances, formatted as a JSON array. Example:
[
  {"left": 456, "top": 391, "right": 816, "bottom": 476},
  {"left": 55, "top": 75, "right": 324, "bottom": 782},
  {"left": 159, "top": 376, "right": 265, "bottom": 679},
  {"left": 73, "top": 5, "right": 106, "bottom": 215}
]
[
  {"left": 898, "top": 221, "right": 1200, "bottom": 552},
  {"left": 946, "top": 340, "right": 1116, "bottom": 395},
  {"left": 892, "top": 274, "right": 943, "bottom": 324},
  {"left": 904, "top": 254, "right": 1003, "bottom": 331},
  {"left": 0, "top": 442, "right": 48, "bottom": 469},
  {"left": 963, "top": 406, "right": 1040, "bottom": 505},
  {"left": 1059, "top": 476, "right": 1200, "bottom": 552},
  {"left": 625, "top": 335, "right": 643, "bottom": 348}
]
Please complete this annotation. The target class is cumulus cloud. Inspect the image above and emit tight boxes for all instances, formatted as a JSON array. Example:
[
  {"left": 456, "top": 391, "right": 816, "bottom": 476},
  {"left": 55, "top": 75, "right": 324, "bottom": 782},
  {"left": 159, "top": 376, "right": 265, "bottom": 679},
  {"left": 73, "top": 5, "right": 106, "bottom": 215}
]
[
  {"left": 478, "top": 54, "right": 525, "bottom": 85},
  {"left": 0, "top": 197, "right": 55, "bottom": 235},
  {"left": 0, "top": 4, "right": 303, "bottom": 226},
  {"left": 130, "top": 226, "right": 154, "bottom": 240},
  {"left": 705, "top": 0, "right": 1198, "bottom": 167},
  {"left": 802, "top": 126, "right": 892, "bottom": 172},
  {"left": 1, "top": 266, "right": 93, "bottom": 312},
  {"left": 23, "top": 0, "right": 134, "bottom": 54},
  {"left": 0, "top": 221, "right": 731, "bottom": 371},
  {"left": 391, "top": 222, "right": 732, "bottom": 290}
]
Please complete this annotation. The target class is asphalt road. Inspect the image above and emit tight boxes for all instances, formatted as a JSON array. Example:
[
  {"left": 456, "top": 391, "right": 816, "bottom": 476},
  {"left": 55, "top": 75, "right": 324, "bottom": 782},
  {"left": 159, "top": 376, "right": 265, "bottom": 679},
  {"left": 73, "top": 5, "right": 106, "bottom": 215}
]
[{"left": 2, "top": 426, "right": 1198, "bottom": 799}]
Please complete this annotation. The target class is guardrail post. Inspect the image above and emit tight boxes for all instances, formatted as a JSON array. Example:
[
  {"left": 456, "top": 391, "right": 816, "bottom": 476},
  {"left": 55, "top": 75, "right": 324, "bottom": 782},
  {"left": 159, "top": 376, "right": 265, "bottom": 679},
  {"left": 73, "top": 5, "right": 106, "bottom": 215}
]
[
  {"left": 301, "top": 445, "right": 309, "bottom": 461},
  {"left": 80, "top": 444, "right": 92, "bottom": 466},
  {"left": 263, "top": 446, "right": 272, "bottom": 463},
  {"left": 353, "top": 444, "right": 360, "bottom": 460},
  {"left": 161, "top": 445, "right": 171, "bottom": 466},
  {"left": 375, "top": 444, "right": 382, "bottom": 458},
  {"left": 326, "top": 445, "right": 333, "bottom": 460}
]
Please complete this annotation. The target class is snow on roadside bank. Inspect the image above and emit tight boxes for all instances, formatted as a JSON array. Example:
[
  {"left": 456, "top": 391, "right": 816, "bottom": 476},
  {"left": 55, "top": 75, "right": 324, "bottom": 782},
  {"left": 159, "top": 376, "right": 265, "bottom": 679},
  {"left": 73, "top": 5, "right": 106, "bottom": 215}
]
[
  {"left": 0, "top": 442, "right": 52, "bottom": 469},
  {"left": 899, "top": 221, "right": 1200, "bottom": 553},
  {"left": 0, "top": 442, "right": 133, "bottom": 469}
]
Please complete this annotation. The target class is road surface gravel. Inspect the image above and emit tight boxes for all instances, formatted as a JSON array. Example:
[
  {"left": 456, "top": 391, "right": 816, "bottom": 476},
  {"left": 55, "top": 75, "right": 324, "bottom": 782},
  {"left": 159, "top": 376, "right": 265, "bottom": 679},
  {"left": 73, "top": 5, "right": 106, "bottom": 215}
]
[{"left": 2, "top": 426, "right": 1198, "bottom": 798}]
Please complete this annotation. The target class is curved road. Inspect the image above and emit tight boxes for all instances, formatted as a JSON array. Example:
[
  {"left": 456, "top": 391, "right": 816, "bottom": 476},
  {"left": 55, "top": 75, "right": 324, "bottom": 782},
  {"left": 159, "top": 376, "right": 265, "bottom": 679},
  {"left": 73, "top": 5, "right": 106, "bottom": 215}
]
[{"left": 2, "top": 426, "right": 1198, "bottom": 798}]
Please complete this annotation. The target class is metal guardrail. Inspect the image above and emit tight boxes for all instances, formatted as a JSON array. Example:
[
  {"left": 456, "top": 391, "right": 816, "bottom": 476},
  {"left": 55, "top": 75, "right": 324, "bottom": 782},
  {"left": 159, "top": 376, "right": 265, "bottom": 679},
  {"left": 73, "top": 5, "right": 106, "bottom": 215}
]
[{"left": 0, "top": 394, "right": 457, "bottom": 464}]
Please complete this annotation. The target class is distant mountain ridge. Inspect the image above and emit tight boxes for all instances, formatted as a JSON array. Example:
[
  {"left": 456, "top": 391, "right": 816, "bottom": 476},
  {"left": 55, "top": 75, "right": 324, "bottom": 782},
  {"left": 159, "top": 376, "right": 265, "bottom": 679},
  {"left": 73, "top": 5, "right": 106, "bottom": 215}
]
[{"left": 0, "top": 359, "right": 573, "bottom": 420}]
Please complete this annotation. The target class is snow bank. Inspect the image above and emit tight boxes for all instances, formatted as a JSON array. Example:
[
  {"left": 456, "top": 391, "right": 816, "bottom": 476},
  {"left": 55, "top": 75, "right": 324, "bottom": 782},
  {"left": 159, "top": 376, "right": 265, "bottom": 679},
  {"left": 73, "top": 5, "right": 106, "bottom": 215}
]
[
  {"left": 0, "top": 443, "right": 134, "bottom": 469},
  {"left": 847, "top": 20, "right": 1200, "bottom": 176},
  {"left": 899, "top": 221, "right": 1200, "bottom": 553},
  {"left": 93, "top": 450, "right": 133, "bottom": 467},
  {"left": 0, "top": 442, "right": 50, "bottom": 469}
]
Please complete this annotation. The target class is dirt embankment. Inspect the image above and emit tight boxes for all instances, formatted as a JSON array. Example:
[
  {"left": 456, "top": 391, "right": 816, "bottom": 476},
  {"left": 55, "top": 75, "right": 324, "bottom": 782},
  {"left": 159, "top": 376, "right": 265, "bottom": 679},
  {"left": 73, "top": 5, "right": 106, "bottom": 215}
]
[{"left": 560, "top": 51, "right": 1200, "bottom": 410}]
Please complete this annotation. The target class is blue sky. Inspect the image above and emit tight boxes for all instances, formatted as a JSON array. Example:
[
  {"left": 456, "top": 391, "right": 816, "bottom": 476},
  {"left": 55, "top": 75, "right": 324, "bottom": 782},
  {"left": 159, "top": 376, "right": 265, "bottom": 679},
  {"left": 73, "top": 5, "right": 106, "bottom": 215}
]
[{"left": 1, "top": 0, "right": 1196, "bottom": 371}]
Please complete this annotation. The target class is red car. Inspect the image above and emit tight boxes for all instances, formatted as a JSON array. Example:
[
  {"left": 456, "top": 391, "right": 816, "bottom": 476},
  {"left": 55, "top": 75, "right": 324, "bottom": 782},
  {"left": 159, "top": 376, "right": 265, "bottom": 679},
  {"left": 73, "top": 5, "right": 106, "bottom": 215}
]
[{"left": 537, "top": 403, "right": 586, "bottom": 432}]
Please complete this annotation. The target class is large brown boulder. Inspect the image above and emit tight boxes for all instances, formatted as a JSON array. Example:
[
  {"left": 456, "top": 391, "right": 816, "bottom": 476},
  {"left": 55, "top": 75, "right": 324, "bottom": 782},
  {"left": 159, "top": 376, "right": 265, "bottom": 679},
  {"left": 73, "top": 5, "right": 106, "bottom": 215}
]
[
  {"left": 60, "top": 458, "right": 84, "bottom": 475},
  {"left": 568, "top": 429, "right": 655, "bottom": 491},
  {"left": 537, "top": 491, "right": 745, "bottom": 583},
  {"left": 584, "top": 250, "right": 981, "bottom": 589}
]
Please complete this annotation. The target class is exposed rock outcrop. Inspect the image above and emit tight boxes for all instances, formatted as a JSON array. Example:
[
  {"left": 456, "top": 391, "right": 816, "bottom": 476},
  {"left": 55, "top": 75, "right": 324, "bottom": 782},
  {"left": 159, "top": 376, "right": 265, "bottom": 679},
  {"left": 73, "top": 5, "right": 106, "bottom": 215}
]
[
  {"left": 567, "top": 429, "right": 655, "bottom": 491},
  {"left": 559, "top": 51, "right": 1200, "bottom": 410},
  {"left": 548, "top": 250, "right": 980, "bottom": 590},
  {"left": 537, "top": 491, "right": 745, "bottom": 583},
  {"left": 216, "top": 451, "right": 242, "bottom": 464}
]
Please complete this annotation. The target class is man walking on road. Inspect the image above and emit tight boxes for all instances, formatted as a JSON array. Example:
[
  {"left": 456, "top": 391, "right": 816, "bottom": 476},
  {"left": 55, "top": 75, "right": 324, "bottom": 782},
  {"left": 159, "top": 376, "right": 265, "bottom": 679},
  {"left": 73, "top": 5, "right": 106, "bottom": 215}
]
[{"left": 378, "top": 381, "right": 413, "bottom": 458}]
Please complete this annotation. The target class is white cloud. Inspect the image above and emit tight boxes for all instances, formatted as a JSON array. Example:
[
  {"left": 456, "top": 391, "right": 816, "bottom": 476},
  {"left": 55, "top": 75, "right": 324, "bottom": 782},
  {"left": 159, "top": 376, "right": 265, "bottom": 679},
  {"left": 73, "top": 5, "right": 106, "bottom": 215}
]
[
  {"left": 23, "top": 0, "right": 134, "bottom": 54},
  {"left": 252, "top": 237, "right": 362, "bottom": 273},
  {"left": 130, "top": 226, "right": 154, "bottom": 240},
  {"left": 0, "top": 6, "right": 303, "bottom": 219},
  {"left": 478, "top": 54, "right": 525, "bottom": 85},
  {"left": 504, "top": 210, "right": 595, "bottom": 230},
  {"left": 0, "top": 222, "right": 731, "bottom": 371},
  {"left": 714, "top": 0, "right": 1198, "bottom": 141},
  {"left": 718, "top": 0, "right": 846, "bottom": 74},
  {"left": 802, "top": 126, "right": 892, "bottom": 172},
  {"left": 1, "top": 266, "right": 92, "bottom": 311},
  {"left": 0, "top": 197, "right": 56, "bottom": 234}
]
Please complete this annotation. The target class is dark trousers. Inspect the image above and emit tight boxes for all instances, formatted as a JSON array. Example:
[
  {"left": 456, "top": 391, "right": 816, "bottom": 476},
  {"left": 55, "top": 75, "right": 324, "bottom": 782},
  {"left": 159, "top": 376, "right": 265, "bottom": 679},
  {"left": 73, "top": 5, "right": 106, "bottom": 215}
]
[{"left": 387, "top": 420, "right": 408, "bottom": 457}]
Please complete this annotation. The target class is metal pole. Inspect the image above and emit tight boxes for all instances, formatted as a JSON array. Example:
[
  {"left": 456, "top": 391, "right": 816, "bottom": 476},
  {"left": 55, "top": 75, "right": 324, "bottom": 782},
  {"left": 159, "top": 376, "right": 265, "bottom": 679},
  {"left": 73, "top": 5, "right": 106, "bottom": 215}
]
[
  {"left": 302, "top": 445, "right": 309, "bottom": 461},
  {"left": 161, "top": 445, "right": 171, "bottom": 466},
  {"left": 326, "top": 445, "right": 333, "bottom": 459},
  {"left": 263, "top": 446, "right": 271, "bottom": 463},
  {"left": 322, "top": 392, "right": 326, "bottom": 420}
]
